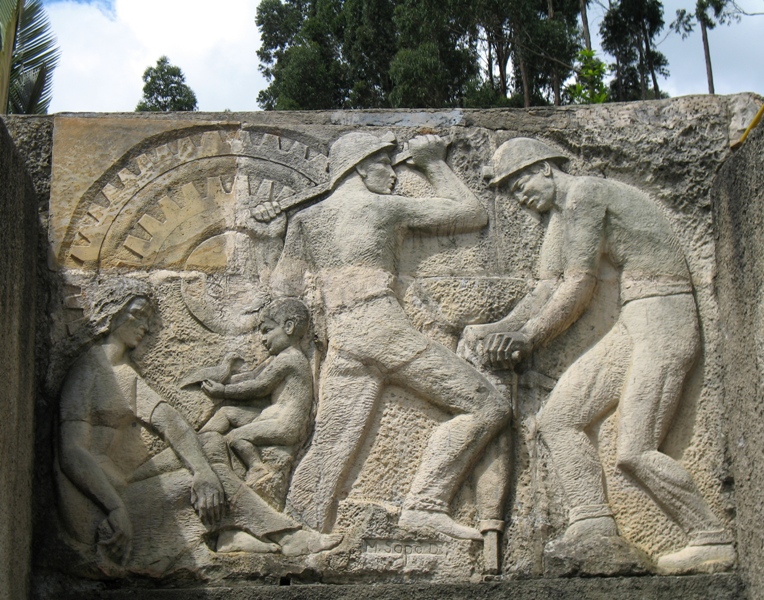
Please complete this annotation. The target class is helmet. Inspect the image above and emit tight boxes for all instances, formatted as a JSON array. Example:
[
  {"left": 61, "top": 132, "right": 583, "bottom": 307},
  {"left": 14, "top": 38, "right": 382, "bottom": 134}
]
[
  {"left": 489, "top": 138, "right": 568, "bottom": 186},
  {"left": 329, "top": 131, "right": 397, "bottom": 189}
]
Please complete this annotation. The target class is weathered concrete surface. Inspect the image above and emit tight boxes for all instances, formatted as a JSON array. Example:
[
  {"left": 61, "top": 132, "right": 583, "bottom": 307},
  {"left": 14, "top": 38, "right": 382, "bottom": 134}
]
[
  {"left": 0, "top": 119, "right": 39, "bottom": 599},
  {"left": 713, "top": 122, "right": 764, "bottom": 599},
  {"left": 1, "top": 96, "right": 760, "bottom": 596},
  {"left": 40, "top": 574, "right": 744, "bottom": 600}
]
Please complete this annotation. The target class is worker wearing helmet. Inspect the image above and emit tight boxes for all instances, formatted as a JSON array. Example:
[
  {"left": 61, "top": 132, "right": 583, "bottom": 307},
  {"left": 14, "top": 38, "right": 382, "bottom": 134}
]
[
  {"left": 461, "top": 137, "right": 734, "bottom": 574},
  {"left": 257, "top": 132, "right": 512, "bottom": 544}
]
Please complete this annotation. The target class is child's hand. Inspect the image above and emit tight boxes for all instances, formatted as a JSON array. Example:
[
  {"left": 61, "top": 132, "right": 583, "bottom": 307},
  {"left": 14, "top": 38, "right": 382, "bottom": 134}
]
[{"left": 201, "top": 380, "right": 226, "bottom": 399}]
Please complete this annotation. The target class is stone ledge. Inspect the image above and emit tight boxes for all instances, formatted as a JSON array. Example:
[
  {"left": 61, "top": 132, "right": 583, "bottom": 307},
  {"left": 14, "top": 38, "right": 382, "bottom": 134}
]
[{"left": 44, "top": 574, "right": 744, "bottom": 600}]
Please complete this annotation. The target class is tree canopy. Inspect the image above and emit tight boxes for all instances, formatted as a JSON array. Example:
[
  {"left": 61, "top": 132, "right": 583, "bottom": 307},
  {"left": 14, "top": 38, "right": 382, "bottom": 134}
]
[
  {"left": 256, "top": 0, "right": 588, "bottom": 109},
  {"left": 135, "top": 56, "right": 198, "bottom": 112}
]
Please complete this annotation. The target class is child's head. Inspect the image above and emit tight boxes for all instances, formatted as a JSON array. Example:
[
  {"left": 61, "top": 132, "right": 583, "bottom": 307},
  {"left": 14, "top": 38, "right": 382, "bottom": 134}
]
[{"left": 259, "top": 298, "right": 310, "bottom": 355}]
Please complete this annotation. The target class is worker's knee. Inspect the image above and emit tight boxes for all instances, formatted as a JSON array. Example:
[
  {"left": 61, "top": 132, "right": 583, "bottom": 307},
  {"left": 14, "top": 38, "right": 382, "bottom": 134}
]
[
  {"left": 477, "top": 389, "right": 512, "bottom": 429},
  {"left": 615, "top": 448, "right": 642, "bottom": 474},
  {"left": 536, "top": 401, "right": 577, "bottom": 439}
]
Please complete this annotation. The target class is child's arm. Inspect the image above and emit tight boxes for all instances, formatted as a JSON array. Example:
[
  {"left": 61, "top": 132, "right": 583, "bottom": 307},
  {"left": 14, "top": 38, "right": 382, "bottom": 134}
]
[{"left": 210, "top": 354, "right": 292, "bottom": 401}]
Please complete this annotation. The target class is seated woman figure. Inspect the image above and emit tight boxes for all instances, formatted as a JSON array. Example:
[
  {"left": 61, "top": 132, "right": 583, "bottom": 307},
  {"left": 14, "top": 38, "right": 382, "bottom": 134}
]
[{"left": 56, "top": 279, "right": 340, "bottom": 575}]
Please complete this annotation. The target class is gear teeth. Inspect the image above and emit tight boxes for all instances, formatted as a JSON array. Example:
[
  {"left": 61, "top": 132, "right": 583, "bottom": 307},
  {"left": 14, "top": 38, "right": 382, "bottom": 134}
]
[
  {"left": 176, "top": 137, "right": 198, "bottom": 162},
  {"left": 86, "top": 204, "right": 106, "bottom": 223},
  {"left": 200, "top": 130, "right": 230, "bottom": 155},
  {"left": 63, "top": 294, "right": 83, "bottom": 309},
  {"left": 137, "top": 213, "right": 164, "bottom": 237},
  {"left": 180, "top": 182, "right": 202, "bottom": 205},
  {"left": 254, "top": 180, "right": 274, "bottom": 204},
  {"left": 69, "top": 235, "right": 102, "bottom": 263},
  {"left": 288, "top": 140, "right": 309, "bottom": 159},
  {"left": 66, "top": 319, "right": 87, "bottom": 336},
  {"left": 117, "top": 167, "right": 137, "bottom": 185},
  {"left": 309, "top": 153, "right": 329, "bottom": 174},
  {"left": 123, "top": 234, "right": 153, "bottom": 259},
  {"left": 206, "top": 177, "right": 226, "bottom": 199},
  {"left": 158, "top": 196, "right": 183, "bottom": 218},
  {"left": 101, "top": 183, "right": 122, "bottom": 204},
  {"left": 230, "top": 129, "right": 250, "bottom": 154},
  {"left": 232, "top": 173, "right": 251, "bottom": 198},
  {"left": 275, "top": 185, "right": 295, "bottom": 201},
  {"left": 63, "top": 129, "right": 329, "bottom": 268},
  {"left": 155, "top": 143, "right": 174, "bottom": 164},
  {"left": 259, "top": 133, "right": 281, "bottom": 152},
  {"left": 135, "top": 154, "right": 153, "bottom": 173}
]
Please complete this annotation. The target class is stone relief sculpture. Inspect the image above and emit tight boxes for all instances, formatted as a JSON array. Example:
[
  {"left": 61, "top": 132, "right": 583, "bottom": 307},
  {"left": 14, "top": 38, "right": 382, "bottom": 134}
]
[
  {"left": 254, "top": 133, "right": 512, "bottom": 550},
  {"left": 45, "top": 111, "right": 739, "bottom": 584},
  {"left": 56, "top": 279, "right": 341, "bottom": 576},
  {"left": 462, "top": 137, "right": 735, "bottom": 575},
  {"left": 200, "top": 297, "right": 314, "bottom": 509}
]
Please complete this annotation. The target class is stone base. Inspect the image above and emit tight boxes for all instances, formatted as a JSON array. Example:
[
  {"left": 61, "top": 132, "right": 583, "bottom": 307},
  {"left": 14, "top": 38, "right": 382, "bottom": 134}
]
[{"left": 36, "top": 574, "right": 744, "bottom": 600}]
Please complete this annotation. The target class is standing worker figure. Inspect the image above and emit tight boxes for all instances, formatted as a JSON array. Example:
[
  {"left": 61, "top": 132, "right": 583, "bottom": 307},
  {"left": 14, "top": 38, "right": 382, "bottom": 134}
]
[
  {"left": 463, "top": 137, "right": 735, "bottom": 574},
  {"left": 255, "top": 132, "right": 512, "bottom": 549}
]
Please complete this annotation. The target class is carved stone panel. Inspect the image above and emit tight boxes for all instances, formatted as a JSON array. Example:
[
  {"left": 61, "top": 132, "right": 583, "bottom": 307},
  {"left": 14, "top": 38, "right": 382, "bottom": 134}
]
[{"left": 39, "top": 98, "right": 757, "bottom": 588}]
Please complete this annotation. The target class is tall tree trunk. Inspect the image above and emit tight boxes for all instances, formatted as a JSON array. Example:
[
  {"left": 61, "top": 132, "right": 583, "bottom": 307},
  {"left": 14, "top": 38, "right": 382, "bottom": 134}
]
[
  {"left": 700, "top": 18, "right": 715, "bottom": 94},
  {"left": 640, "top": 23, "right": 660, "bottom": 97},
  {"left": 0, "top": 0, "right": 22, "bottom": 115},
  {"left": 487, "top": 38, "right": 495, "bottom": 90},
  {"left": 580, "top": 0, "right": 592, "bottom": 50},
  {"left": 547, "top": 0, "right": 560, "bottom": 105},
  {"left": 512, "top": 28, "right": 531, "bottom": 107},
  {"left": 636, "top": 39, "right": 647, "bottom": 100}
]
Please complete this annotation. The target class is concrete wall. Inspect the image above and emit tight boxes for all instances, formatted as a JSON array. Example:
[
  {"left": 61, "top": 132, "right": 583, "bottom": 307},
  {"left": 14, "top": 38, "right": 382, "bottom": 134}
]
[
  {"left": 713, "top": 123, "right": 764, "bottom": 599},
  {"left": 0, "top": 118, "right": 39, "bottom": 599}
]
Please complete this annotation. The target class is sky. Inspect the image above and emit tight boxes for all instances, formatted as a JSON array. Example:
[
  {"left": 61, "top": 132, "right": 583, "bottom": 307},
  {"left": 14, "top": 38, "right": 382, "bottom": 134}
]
[{"left": 43, "top": 0, "right": 763, "bottom": 113}]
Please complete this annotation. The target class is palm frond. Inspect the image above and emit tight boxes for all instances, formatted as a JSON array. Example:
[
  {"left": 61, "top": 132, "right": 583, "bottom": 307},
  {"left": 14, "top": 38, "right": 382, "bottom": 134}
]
[
  {"left": 8, "top": 62, "right": 47, "bottom": 113},
  {"left": 0, "top": 0, "right": 58, "bottom": 113}
]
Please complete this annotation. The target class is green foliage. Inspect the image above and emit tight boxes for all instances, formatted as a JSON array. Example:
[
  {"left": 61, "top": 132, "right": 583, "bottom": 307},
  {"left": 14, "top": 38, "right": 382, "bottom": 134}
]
[
  {"left": 255, "top": 0, "right": 683, "bottom": 109},
  {"left": 389, "top": 0, "right": 479, "bottom": 107},
  {"left": 135, "top": 56, "right": 197, "bottom": 112},
  {"left": 566, "top": 49, "right": 608, "bottom": 103},
  {"left": 600, "top": 0, "right": 668, "bottom": 101},
  {"left": 0, "top": 0, "right": 60, "bottom": 114}
]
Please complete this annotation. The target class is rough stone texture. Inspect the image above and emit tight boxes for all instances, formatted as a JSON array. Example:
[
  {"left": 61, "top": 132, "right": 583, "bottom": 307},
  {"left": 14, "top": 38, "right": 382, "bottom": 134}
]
[
  {"left": 3, "top": 94, "right": 759, "bottom": 597},
  {"left": 37, "top": 574, "right": 744, "bottom": 600},
  {"left": 712, "top": 121, "right": 764, "bottom": 598},
  {"left": 0, "top": 119, "right": 39, "bottom": 599}
]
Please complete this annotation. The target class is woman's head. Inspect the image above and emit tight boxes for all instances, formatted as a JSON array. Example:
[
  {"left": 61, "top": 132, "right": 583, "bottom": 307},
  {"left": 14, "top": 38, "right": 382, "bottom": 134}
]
[{"left": 89, "top": 278, "right": 155, "bottom": 340}]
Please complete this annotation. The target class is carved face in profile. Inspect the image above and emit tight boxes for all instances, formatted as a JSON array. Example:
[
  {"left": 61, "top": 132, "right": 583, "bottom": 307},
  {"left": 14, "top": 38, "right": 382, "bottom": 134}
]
[
  {"left": 259, "top": 317, "right": 293, "bottom": 355},
  {"left": 507, "top": 162, "right": 557, "bottom": 213},
  {"left": 357, "top": 151, "right": 396, "bottom": 195},
  {"left": 110, "top": 297, "right": 153, "bottom": 349}
]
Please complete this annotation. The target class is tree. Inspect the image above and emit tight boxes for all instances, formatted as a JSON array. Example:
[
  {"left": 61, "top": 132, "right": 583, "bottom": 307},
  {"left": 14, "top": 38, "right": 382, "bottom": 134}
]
[
  {"left": 135, "top": 56, "right": 197, "bottom": 112},
  {"left": 566, "top": 48, "right": 608, "bottom": 103},
  {"left": 601, "top": 0, "right": 668, "bottom": 101},
  {"left": 390, "top": 0, "right": 479, "bottom": 107},
  {"left": 0, "top": 0, "right": 60, "bottom": 114},
  {"left": 671, "top": 0, "right": 762, "bottom": 94}
]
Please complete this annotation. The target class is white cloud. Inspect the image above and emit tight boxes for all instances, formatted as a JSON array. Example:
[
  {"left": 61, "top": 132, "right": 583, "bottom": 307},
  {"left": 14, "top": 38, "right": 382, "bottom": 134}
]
[
  {"left": 46, "top": 0, "right": 267, "bottom": 112},
  {"left": 44, "top": 0, "right": 761, "bottom": 113}
]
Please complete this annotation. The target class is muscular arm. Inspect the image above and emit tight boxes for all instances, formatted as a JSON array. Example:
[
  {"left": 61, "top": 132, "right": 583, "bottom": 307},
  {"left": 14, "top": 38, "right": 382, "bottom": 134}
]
[
  {"left": 400, "top": 136, "right": 488, "bottom": 233},
  {"left": 148, "top": 400, "right": 225, "bottom": 523},
  {"left": 271, "top": 214, "right": 309, "bottom": 298},
  {"left": 484, "top": 194, "right": 605, "bottom": 367}
]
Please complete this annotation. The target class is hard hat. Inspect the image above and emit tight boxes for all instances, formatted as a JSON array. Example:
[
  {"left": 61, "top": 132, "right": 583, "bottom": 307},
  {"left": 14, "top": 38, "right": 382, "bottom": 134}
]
[
  {"left": 329, "top": 131, "right": 397, "bottom": 189},
  {"left": 489, "top": 138, "right": 568, "bottom": 186}
]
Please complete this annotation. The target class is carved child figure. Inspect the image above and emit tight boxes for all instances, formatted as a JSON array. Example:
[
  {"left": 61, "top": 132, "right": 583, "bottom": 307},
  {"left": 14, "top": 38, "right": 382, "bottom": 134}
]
[{"left": 201, "top": 298, "right": 313, "bottom": 496}]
